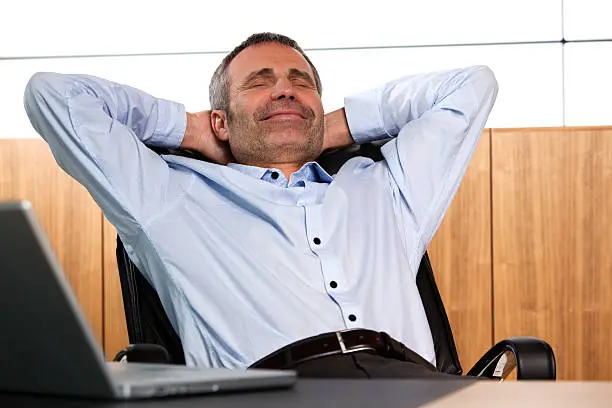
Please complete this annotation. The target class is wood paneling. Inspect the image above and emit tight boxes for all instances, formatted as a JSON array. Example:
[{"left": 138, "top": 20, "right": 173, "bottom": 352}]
[
  {"left": 429, "top": 130, "right": 492, "bottom": 371},
  {"left": 103, "top": 218, "right": 128, "bottom": 360},
  {"left": 492, "top": 127, "right": 612, "bottom": 381},
  {"left": 0, "top": 138, "right": 103, "bottom": 344}
]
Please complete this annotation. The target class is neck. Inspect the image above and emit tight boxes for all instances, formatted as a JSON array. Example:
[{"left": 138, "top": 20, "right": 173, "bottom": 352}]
[
  {"left": 236, "top": 159, "right": 307, "bottom": 180},
  {"left": 273, "top": 163, "right": 303, "bottom": 180}
]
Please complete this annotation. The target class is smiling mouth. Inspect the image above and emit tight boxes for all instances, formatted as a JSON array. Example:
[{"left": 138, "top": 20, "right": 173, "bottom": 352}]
[{"left": 264, "top": 112, "right": 305, "bottom": 120}]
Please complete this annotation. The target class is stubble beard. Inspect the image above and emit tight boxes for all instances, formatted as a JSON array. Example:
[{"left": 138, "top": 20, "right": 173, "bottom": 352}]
[{"left": 226, "top": 103, "right": 324, "bottom": 168}]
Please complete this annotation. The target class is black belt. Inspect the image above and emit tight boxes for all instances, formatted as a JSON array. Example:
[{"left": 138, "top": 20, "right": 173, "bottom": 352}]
[{"left": 250, "top": 329, "right": 436, "bottom": 371}]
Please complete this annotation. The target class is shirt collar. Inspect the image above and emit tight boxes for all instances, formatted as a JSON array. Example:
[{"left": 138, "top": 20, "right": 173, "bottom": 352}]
[{"left": 227, "top": 161, "right": 333, "bottom": 187}]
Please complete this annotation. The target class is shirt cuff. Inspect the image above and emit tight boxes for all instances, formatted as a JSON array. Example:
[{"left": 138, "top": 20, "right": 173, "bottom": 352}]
[
  {"left": 344, "top": 87, "right": 388, "bottom": 144},
  {"left": 150, "top": 99, "right": 187, "bottom": 149}
]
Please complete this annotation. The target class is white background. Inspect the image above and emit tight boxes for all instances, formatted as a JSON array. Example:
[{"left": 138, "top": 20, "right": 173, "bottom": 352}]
[{"left": 1, "top": 0, "right": 610, "bottom": 138}]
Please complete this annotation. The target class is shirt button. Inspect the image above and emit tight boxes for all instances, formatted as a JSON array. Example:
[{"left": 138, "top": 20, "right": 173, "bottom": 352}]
[
  {"left": 271, "top": 171, "right": 279, "bottom": 180},
  {"left": 348, "top": 314, "right": 357, "bottom": 322},
  {"left": 330, "top": 281, "right": 337, "bottom": 288},
  {"left": 313, "top": 237, "right": 321, "bottom": 245}
]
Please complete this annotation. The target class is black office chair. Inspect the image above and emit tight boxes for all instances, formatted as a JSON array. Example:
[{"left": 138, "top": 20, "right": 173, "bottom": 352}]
[{"left": 113, "top": 143, "right": 556, "bottom": 380}]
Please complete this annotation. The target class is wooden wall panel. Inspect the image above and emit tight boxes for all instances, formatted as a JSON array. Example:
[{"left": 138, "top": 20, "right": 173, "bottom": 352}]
[
  {"left": 429, "top": 130, "right": 492, "bottom": 371},
  {"left": 103, "top": 217, "right": 129, "bottom": 360},
  {"left": 492, "top": 127, "right": 612, "bottom": 381},
  {"left": 0, "top": 138, "right": 104, "bottom": 344}
]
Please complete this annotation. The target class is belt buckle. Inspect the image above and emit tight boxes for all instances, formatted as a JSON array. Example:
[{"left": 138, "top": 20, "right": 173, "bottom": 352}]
[
  {"left": 335, "top": 329, "right": 374, "bottom": 355},
  {"left": 335, "top": 331, "right": 349, "bottom": 353}
]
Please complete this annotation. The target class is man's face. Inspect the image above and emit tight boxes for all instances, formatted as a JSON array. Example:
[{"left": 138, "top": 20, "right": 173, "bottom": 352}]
[{"left": 224, "top": 42, "right": 324, "bottom": 167}]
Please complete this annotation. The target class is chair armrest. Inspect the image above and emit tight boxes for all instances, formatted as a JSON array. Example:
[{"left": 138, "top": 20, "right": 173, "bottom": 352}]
[
  {"left": 113, "top": 344, "right": 171, "bottom": 364},
  {"left": 466, "top": 337, "right": 556, "bottom": 380}
]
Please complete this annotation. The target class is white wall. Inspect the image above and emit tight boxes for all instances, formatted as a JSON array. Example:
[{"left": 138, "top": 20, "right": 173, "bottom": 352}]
[{"left": 1, "top": 0, "right": 610, "bottom": 139}]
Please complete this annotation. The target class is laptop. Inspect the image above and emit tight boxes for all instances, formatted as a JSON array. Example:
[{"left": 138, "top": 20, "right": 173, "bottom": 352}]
[{"left": 0, "top": 201, "right": 296, "bottom": 399}]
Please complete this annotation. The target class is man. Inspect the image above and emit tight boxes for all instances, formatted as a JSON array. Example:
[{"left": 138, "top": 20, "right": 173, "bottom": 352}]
[{"left": 24, "top": 32, "right": 497, "bottom": 378}]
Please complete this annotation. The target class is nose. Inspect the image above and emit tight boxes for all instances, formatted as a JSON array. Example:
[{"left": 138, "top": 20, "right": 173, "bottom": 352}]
[{"left": 270, "top": 77, "right": 296, "bottom": 101}]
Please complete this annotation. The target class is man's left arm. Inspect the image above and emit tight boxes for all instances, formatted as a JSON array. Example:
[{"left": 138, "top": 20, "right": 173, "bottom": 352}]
[{"left": 327, "top": 66, "right": 498, "bottom": 260}]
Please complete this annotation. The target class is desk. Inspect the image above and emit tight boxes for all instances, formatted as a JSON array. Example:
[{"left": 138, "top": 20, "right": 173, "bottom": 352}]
[
  {"left": 0, "top": 379, "right": 610, "bottom": 408},
  {"left": 422, "top": 381, "right": 612, "bottom": 408}
]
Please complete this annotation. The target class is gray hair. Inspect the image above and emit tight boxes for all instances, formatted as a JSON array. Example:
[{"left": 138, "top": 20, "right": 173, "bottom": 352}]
[{"left": 209, "top": 32, "right": 323, "bottom": 113}]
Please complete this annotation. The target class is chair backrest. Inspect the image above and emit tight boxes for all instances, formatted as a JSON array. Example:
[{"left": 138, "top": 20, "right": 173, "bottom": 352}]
[
  {"left": 116, "top": 238, "right": 185, "bottom": 364},
  {"left": 116, "top": 143, "right": 463, "bottom": 373}
]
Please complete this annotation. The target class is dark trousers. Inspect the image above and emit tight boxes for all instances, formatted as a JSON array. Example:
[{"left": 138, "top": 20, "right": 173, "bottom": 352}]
[
  {"left": 250, "top": 330, "right": 484, "bottom": 380},
  {"left": 288, "top": 351, "right": 466, "bottom": 379}
]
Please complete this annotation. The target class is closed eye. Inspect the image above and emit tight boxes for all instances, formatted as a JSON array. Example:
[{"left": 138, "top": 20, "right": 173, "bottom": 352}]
[
  {"left": 295, "top": 81, "right": 314, "bottom": 88},
  {"left": 241, "top": 68, "right": 276, "bottom": 90}
]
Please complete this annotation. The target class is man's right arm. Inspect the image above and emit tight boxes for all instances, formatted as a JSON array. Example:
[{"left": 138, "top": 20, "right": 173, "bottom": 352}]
[{"left": 24, "top": 72, "right": 187, "bottom": 240}]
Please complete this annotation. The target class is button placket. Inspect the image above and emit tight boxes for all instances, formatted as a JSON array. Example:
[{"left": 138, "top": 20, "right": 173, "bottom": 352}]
[
  {"left": 343, "top": 306, "right": 361, "bottom": 327},
  {"left": 305, "top": 205, "right": 339, "bottom": 291},
  {"left": 305, "top": 205, "right": 352, "bottom": 325},
  {"left": 304, "top": 205, "right": 324, "bottom": 254}
]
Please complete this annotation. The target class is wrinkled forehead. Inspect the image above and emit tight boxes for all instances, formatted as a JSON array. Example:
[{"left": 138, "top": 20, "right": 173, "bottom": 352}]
[{"left": 227, "top": 43, "right": 315, "bottom": 89}]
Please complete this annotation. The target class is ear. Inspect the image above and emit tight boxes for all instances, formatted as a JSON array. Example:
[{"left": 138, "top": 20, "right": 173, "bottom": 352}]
[{"left": 211, "top": 110, "right": 229, "bottom": 142}]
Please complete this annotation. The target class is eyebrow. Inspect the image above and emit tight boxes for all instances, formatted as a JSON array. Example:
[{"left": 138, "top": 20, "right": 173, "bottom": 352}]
[{"left": 240, "top": 67, "right": 316, "bottom": 88}]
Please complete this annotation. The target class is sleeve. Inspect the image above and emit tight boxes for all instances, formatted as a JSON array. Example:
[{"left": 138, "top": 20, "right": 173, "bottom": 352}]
[
  {"left": 23, "top": 72, "right": 188, "bottom": 240},
  {"left": 343, "top": 66, "right": 498, "bottom": 257}
]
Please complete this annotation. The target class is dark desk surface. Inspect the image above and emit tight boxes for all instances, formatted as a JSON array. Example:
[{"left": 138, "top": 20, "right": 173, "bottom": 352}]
[
  {"left": 3, "top": 379, "right": 612, "bottom": 408},
  {"left": 0, "top": 379, "right": 474, "bottom": 408}
]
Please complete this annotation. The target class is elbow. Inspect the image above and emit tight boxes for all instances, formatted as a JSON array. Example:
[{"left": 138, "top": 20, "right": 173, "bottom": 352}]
[
  {"left": 25, "top": 71, "right": 59, "bottom": 94},
  {"left": 23, "top": 73, "right": 47, "bottom": 127},
  {"left": 24, "top": 72, "right": 52, "bottom": 114},
  {"left": 24, "top": 72, "right": 77, "bottom": 124},
  {"left": 25, "top": 72, "right": 54, "bottom": 96},
  {"left": 23, "top": 72, "right": 74, "bottom": 139},
  {"left": 24, "top": 72, "right": 69, "bottom": 112},
  {"left": 473, "top": 65, "right": 499, "bottom": 97}
]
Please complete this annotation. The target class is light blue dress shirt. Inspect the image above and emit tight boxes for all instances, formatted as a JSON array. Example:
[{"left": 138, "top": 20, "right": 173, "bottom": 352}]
[{"left": 24, "top": 66, "right": 497, "bottom": 368}]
